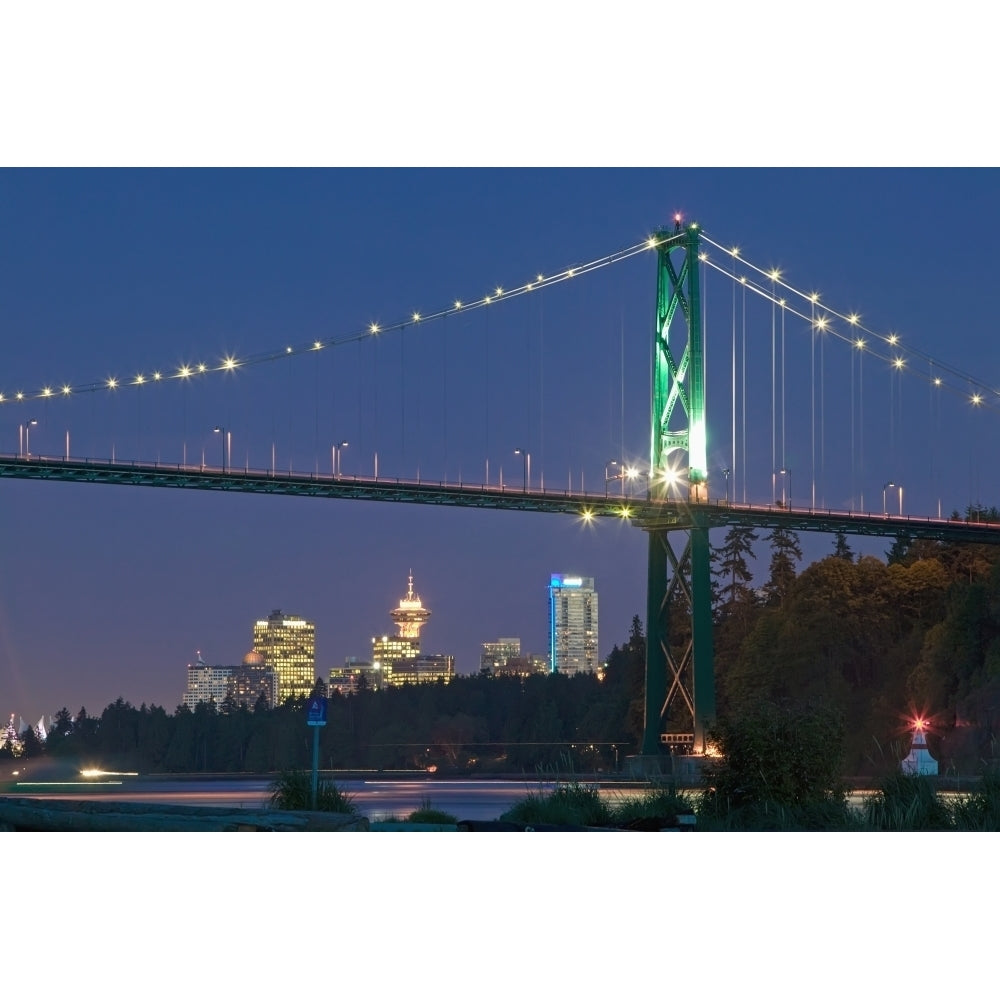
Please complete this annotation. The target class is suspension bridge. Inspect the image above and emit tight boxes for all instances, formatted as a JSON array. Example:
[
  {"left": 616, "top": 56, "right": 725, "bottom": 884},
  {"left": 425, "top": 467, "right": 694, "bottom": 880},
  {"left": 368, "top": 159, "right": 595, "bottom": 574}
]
[{"left": 3, "top": 215, "right": 998, "bottom": 756}]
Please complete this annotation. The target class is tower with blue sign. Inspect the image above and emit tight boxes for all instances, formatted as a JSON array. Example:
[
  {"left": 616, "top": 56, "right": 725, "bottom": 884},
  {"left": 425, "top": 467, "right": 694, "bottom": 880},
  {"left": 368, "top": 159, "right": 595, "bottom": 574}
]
[{"left": 548, "top": 574, "right": 598, "bottom": 675}]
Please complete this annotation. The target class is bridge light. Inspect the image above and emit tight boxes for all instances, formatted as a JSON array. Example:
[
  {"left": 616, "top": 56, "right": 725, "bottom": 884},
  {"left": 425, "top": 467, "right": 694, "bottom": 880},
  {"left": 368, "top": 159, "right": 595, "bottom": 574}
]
[
  {"left": 815, "top": 316, "right": 828, "bottom": 331},
  {"left": 42, "top": 387, "right": 52, "bottom": 397},
  {"left": 286, "top": 346, "right": 293, "bottom": 354},
  {"left": 730, "top": 246, "right": 740, "bottom": 257},
  {"left": 62, "top": 385, "right": 71, "bottom": 395},
  {"left": 848, "top": 313, "right": 860, "bottom": 325},
  {"left": 934, "top": 377, "right": 942, "bottom": 386},
  {"left": 454, "top": 300, "right": 462, "bottom": 309},
  {"left": 223, "top": 356, "right": 238, "bottom": 368},
  {"left": 484, "top": 295, "right": 492, "bottom": 303},
  {"left": 179, "top": 366, "right": 191, "bottom": 377},
  {"left": 106, "top": 377, "right": 118, "bottom": 389},
  {"left": 768, "top": 268, "right": 781, "bottom": 281},
  {"left": 855, "top": 338, "right": 865, "bottom": 350},
  {"left": 313, "top": 341, "right": 322, "bottom": 350},
  {"left": 153, "top": 372, "right": 161, "bottom": 381},
  {"left": 495, "top": 286, "right": 503, "bottom": 297},
  {"left": 698, "top": 252, "right": 708, "bottom": 261},
  {"left": 412, "top": 312, "right": 421, "bottom": 322},
  {"left": 536, "top": 274, "right": 544, "bottom": 282},
  {"left": 197, "top": 363, "right": 206, "bottom": 373},
  {"left": 370, "top": 323, "right": 380, "bottom": 334},
  {"left": 580, "top": 508, "right": 594, "bottom": 523},
  {"left": 16, "top": 392, "right": 24, "bottom": 400},
  {"left": 134, "top": 375, "right": 145, "bottom": 385},
  {"left": 0, "top": 394, "right": 5, "bottom": 402},
  {"left": 647, "top": 236, "right": 658, "bottom": 249},
  {"left": 893, "top": 357, "right": 905, "bottom": 370},
  {"left": 972, "top": 393, "right": 983, "bottom": 406},
  {"left": 567, "top": 268, "right": 576, "bottom": 277},
  {"left": 888, "top": 333, "right": 899, "bottom": 345}
]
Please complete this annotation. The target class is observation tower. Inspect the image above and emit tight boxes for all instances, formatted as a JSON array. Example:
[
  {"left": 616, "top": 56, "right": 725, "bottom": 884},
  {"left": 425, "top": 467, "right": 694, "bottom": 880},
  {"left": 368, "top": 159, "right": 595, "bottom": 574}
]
[{"left": 390, "top": 571, "right": 431, "bottom": 640}]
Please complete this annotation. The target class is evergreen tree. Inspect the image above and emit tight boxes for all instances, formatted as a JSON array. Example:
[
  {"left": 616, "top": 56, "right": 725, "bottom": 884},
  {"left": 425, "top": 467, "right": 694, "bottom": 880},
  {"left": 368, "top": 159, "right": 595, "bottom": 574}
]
[
  {"left": 762, "top": 526, "right": 803, "bottom": 606},
  {"left": 833, "top": 531, "right": 853, "bottom": 561},
  {"left": 712, "top": 525, "right": 759, "bottom": 615},
  {"left": 886, "top": 531, "right": 913, "bottom": 566}
]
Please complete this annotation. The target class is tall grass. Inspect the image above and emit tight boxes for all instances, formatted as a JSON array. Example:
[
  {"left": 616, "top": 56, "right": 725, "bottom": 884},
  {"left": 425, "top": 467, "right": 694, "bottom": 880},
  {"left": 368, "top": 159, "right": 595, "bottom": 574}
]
[{"left": 267, "top": 770, "right": 357, "bottom": 814}]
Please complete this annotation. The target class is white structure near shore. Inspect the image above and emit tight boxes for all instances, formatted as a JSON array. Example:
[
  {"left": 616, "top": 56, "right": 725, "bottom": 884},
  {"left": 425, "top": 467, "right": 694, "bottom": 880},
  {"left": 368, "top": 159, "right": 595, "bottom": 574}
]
[{"left": 901, "top": 720, "right": 938, "bottom": 776}]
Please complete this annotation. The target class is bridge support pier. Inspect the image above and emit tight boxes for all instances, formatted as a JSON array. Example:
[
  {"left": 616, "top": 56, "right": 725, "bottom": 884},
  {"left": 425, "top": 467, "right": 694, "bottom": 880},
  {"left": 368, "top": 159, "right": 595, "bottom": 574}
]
[{"left": 641, "top": 514, "right": 716, "bottom": 756}]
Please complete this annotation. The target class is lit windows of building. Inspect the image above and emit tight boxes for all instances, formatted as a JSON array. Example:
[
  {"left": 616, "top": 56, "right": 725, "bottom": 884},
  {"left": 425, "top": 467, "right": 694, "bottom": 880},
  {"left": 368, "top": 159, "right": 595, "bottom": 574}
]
[
  {"left": 548, "top": 574, "right": 599, "bottom": 675},
  {"left": 183, "top": 652, "right": 231, "bottom": 710},
  {"left": 329, "top": 658, "right": 386, "bottom": 695},
  {"left": 252, "top": 609, "right": 316, "bottom": 704},
  {"left": 183, "top": 650, "right": 278, "bottom": 711},
  {"left": 481, "top": 637, "right": 521, "bottom": 674},
  {"left": 389, "top": 654, "right": 455, "bottom": 686},
  {"left": 371, "top": 573, "right": 455, "bottom": 686}
]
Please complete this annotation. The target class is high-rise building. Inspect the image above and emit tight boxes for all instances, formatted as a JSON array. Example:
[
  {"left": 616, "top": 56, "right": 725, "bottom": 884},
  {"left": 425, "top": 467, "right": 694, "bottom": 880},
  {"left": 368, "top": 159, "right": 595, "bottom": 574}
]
[
  {"left": 481, "top": 637, "right": 521, "bottom": 674},
  {"left": 183, "top": 650, "right": 278, "bottom": 711},
  {"left": 252, "top": 609, "right": 316, "bottom": 704},
  {"left": 372, "top": 573, "right": 454, "bottom": 686},
  {"left": 548, "top": 574, "right": 598, "bottom": 675},
  {"left": 390, "top": 571, "right": 431, "bottom": 640}
]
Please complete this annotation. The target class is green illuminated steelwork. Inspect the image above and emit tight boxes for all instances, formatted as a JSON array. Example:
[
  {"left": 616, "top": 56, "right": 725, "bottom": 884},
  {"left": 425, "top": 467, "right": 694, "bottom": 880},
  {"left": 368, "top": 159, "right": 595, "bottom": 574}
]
[{"left": 643, "top": 220, "right": 715, "bottom": 755}]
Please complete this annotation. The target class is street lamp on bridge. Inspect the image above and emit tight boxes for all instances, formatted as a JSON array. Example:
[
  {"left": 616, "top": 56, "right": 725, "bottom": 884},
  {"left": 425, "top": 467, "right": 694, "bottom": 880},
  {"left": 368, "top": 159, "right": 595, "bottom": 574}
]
[
  {"left": 333, "top": 440, "right": 349, "bottom": 478},
  {"left": 513, "top": 448, "right": 530, "bottom": 491},
  {"left": 213, "top": 426, "right": 231, "bottom": 474},
  {"left": 722, "top": 467, "right": 731, "bottom": 504},
  {"left": 774, "top": 468, "right": 791, "bottom": 507},
  {"left": 19, "top": 419, "right": 38, "bottom": 459},
  {"left": 883, "top": 481, "right": 903, "bottom": 516},
  {"left": 604, "top": 460, "right": 622, "bottom": 497}
]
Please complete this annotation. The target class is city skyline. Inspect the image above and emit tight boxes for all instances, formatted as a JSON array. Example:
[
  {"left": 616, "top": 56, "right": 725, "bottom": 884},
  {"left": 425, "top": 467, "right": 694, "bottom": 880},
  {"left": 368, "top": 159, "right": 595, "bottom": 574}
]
[{"left": 4, "top": 169, "right": 1000, "bottom": 723}]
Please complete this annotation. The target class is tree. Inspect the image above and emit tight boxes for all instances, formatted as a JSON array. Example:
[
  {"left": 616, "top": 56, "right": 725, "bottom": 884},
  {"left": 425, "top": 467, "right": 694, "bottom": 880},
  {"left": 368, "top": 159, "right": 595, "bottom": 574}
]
[
  {"left": 704, "top": 700, "right": 848, "bottom": 810},
  {"left": 762, "top": 526, "right": 802, "bottom": 607},
  {"left": 712, "top": 525, "right": 759, "bottom": 615},
  {"left": 886, "top": 532, "right": 913, "bottom": 566},
  {"left": 833, "top": 531, "right": 853, "bottom": 561}
]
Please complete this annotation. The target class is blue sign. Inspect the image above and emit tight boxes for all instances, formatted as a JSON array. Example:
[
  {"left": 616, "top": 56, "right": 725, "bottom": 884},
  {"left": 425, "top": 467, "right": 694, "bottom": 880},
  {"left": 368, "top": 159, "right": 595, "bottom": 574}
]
[{"left": 306, "top": 697, "right": 328, "bottom": 727}]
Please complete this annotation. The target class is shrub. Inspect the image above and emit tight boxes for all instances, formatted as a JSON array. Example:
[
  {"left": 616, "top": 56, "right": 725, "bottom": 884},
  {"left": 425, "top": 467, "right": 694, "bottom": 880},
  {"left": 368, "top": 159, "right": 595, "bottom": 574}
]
[
  {"left": 502, "top": 782, "right": 613, "bottom": 827},
  {"left": 863, "top": 771, "right": 951, "bottom": 831},
  {"left": 407, "top": 796, "right": 458, "bottom": 824},
  {"left": 267, "top": 769, "right": 357, "bottom": 814},
  {"left": 949, "top": 771, "right": 1000, "bottom": 831},
  {"left": 702, "top": 700, "right": 848, "bottom": 813}
]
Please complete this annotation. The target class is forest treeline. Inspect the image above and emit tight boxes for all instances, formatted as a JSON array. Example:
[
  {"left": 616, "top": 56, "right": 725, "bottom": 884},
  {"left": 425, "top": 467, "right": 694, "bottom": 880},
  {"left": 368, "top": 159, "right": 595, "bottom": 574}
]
[{"left": 7, "top": 504, "right": 1000, "bottom": 775}]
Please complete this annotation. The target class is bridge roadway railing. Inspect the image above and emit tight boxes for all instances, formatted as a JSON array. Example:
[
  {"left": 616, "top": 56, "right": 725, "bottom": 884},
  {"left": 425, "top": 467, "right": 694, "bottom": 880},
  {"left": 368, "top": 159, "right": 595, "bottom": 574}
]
[{"left": 3, "top": 453, "right": 1000, "bottom": 544}]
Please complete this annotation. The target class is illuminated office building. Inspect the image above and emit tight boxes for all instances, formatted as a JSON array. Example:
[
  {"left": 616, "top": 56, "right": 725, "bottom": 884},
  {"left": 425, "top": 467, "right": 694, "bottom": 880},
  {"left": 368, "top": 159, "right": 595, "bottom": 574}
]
[
  {"left": 481, "top": 638, "right": 521, "bottom": 674},
  {"left": 390, "top": 571, "right": 431, "bottom": 639},
  {"left": 372, "top": 573, "right": 453, "bottom": 686},
  {"left": 252, "top": 609, "right": 316, "bottom": 704},
  {"left": 548, "top": 574, "right": 598, "bottom": 675},
  {"left": 183, "top": 650, "right": 278, "bottom": 711}
]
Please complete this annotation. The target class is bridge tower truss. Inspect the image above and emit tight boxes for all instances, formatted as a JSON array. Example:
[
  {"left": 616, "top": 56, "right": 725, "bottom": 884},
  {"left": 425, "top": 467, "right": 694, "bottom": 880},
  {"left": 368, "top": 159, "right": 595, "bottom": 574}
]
[{"left": 642, "top": 219, "right": 716, "bottom": 755}]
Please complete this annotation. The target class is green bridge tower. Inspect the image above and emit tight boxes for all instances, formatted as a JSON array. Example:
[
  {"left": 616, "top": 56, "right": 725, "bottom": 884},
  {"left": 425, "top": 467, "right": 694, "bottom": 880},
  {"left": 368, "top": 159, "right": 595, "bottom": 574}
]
[{"left": 642, "top": 217, "right": 715, "bottom": 756}]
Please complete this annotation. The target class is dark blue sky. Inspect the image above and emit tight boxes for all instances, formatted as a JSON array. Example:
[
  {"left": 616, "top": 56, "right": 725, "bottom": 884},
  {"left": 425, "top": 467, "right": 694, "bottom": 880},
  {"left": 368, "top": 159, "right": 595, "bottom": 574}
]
[{"left": 2, "top": 168, "right": 1000, "bottom": 721}]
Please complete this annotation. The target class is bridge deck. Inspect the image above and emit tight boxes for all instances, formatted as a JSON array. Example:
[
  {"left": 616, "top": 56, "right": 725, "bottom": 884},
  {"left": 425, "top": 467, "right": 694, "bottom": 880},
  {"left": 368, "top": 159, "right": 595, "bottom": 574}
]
[{"left": 2, "top": 455, "right": 998, "bottom": 543}]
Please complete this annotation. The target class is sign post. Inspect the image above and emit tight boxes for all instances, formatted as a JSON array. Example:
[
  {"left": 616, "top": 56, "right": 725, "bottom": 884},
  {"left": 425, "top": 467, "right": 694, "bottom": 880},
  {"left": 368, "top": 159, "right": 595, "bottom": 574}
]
[{"left": 306, "top": 696, "right": 328, "bottom": 810}]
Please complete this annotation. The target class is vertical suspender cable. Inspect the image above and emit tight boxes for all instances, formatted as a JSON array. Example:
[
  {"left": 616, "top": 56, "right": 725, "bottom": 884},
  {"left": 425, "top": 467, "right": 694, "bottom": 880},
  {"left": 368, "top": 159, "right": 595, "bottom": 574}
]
[
  {"left": 781, "top": 297, "right": 786, "bottom": 480},
  {"left": 810, "top": 300, "right": 815, "bottom": 509},
  {"left": 741, "top": 280, "right": 747, "bottom": 504},
  {"left": 731, "top": 257, "right": 736, "bottom": 502},
  {"left": 771, "top": 279, "right": 776, "bottom": 500},
  {"left": 858, "top": 345, "right": 864, "bottom": 510}
]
